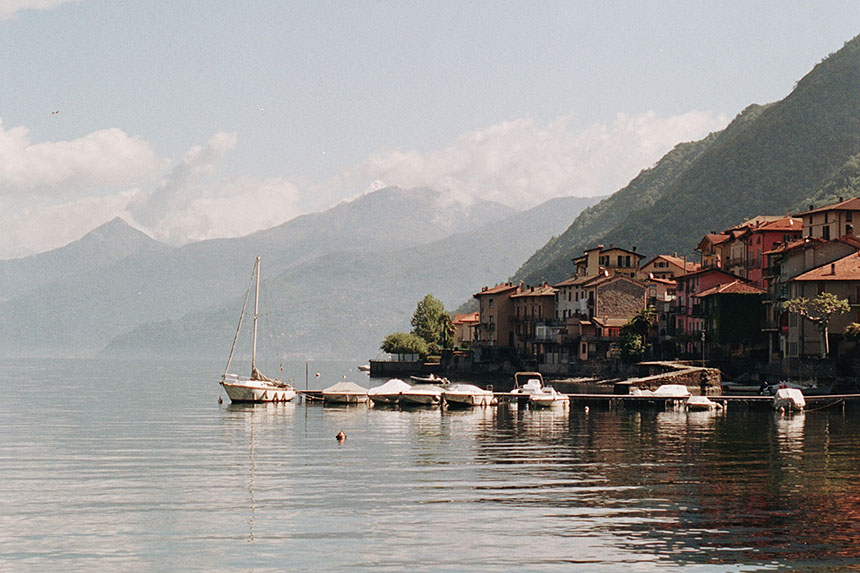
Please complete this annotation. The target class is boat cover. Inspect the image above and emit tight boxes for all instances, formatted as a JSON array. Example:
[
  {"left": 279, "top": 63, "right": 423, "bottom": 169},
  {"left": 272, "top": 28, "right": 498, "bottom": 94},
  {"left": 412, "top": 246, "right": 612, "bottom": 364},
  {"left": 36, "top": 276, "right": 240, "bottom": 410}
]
[
  {"left": 368, "top": 379, "right": 412, "bottom": 395},
  {"left": 323, "top": 381, "right": 369, "bottom": 394}
]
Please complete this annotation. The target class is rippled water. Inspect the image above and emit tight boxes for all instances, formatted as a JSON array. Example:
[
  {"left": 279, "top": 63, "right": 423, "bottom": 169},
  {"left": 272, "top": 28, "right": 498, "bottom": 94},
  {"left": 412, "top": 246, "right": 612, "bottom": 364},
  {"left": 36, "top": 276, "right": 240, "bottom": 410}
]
[{"left": 2, "top": 358, "right": 860, "bottom": 571}]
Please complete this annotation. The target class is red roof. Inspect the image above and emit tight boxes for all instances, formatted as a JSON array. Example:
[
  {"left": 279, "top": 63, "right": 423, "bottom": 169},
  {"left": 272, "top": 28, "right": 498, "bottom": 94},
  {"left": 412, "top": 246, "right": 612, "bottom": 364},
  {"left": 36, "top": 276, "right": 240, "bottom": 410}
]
[
  {"left": 696, "top": 280, "right": 765, "bottom": 297},
  {"left": 511, "top": 284, "right": 557, "bottom": 298},
  {"left": 452, "top": 312, "right": 479, "bottom": 325},
  {"left": 793, "top": 251, "right": 860, "bottom": 281},
  {"left": 474, "top": 283, "right": 518, "bottom": 297},
  {"left": 796, "top": 197, "right": 860, "bottom": 216}
]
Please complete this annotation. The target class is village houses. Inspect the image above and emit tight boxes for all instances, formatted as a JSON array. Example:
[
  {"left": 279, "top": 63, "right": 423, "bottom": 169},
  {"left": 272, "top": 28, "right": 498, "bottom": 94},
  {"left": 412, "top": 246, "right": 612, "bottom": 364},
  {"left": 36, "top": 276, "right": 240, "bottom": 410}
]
[{"left": 466, "top": 196, "right": 860, "bottom": 376}]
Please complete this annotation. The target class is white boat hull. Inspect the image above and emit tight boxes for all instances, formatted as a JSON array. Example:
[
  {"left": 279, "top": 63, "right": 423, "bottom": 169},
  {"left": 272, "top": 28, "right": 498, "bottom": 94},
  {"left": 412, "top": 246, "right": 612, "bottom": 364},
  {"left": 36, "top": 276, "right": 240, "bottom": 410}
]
[
  {"left": 399, "top": 390, "right": 442, "bottom": 406},
  {"left": 323, "top": 392, "right": 368, "bottom": 404},
  {"left": 369, "top": 393, "right": 402, "bottom": 405},
  {"left": 221, "top": 379, "right": 297, "bottom": 403}
]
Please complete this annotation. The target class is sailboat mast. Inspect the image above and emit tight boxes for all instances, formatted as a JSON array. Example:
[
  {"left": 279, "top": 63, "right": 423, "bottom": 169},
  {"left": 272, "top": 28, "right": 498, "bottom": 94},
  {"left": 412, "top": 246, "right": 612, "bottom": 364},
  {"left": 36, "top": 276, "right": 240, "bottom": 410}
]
[{"left": 251, "top": 256, "right": 261, "bottom": 374}]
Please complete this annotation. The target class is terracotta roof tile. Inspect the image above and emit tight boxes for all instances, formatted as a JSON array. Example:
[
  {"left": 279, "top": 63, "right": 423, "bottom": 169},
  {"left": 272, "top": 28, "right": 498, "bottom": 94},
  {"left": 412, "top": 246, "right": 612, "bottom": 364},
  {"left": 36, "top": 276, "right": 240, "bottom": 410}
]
[
  {"left": 793, "top": 251, "right": 860, "bottom": 281},
  {"left": 452, "top": 312, "right": 479, "bottom": 325},
  {"left": 697, "top": 280, "right": 765, "bottom": 297},
  {"left": 474, "top": 283, "right": 518, "bottom": 297},
  {"left": 796, "top": 197, "right": 860, "bottom": 216}
]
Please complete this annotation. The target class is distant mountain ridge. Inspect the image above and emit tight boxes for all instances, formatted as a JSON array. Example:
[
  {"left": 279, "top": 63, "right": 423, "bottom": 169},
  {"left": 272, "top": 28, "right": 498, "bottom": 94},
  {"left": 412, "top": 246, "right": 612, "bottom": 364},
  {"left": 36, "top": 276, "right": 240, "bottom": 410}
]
[
  {"left": 0, "top": 217, "right": 168, "bottom": 303},
  {"left": 101, "top": 195, "right": 602, "bottom": 360},
  {"left": 517, "top": 34, "right": 860, "bottom": 285},
  {"left": 0, "top": 187, "right": 599, "bottom": 359}
]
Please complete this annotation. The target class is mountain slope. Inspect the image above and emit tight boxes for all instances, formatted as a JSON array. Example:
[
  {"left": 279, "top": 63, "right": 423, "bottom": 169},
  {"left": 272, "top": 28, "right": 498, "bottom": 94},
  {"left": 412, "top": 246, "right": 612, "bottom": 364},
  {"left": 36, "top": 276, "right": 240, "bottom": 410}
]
[
  {"left": 101, "top": 195, "right": 603, "bottom": 360},
  {"left": 517, "top": 34, "right": 860, "bottom": 284},
  {"left": 0, "top": 187, "right": 538, "bottom": 358},
  {"left": 0, "top": 218, "right": 169, "bottom": 303}
]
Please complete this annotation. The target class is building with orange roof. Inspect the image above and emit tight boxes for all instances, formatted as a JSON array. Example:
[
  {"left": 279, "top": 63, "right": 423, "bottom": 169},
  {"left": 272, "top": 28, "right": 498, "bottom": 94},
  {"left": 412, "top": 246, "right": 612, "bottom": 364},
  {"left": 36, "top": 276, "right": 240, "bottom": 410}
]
[
  {"left": 762, "top": 235, "right": 860, "bottom": 364},
  {"left": 797, "top": 196, "right": 860, "bottom": 241},
  {"left": 696, "top": 280, "right": 766, "bottom": 356},
  {"left": 639, "top": 253, "right": 699, "bottom": 280},
  {"left": 785, "top": 251, "right": 860, "bottom": 360},
  {"left": 451, "top": 312, "right": 479, "bottom": 348},
  {"left": 473, "top": 282, "right": 519, "bottom": 348},
  {"left": 572, "top": 244, "right": 644, "bottom": 279},
  {"left": 511, "top": 282, "right": 558, "bottom": 360}
]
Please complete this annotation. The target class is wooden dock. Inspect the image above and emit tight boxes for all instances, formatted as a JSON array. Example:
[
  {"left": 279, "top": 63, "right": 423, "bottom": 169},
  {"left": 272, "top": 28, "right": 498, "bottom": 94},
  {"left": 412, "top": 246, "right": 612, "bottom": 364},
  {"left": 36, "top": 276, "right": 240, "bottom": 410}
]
[{"left": 297, "top": 390, "right": 860, "bottom": 411}]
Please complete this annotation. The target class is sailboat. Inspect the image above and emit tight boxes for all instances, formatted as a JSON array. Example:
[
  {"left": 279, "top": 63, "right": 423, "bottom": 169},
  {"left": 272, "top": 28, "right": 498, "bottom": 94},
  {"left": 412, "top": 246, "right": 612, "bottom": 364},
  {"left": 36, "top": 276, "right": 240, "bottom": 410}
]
[{"left": 220, "top": 257, "right": 297, "bottom": 403}]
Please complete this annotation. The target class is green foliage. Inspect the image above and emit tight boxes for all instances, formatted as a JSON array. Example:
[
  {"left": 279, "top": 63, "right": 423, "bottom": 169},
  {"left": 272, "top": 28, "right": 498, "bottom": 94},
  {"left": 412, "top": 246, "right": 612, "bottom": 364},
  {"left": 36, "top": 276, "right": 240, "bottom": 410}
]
[
  {"left": 620, "top": 307, "right": 656, "bottom": 363},
  {"left": 621, "top": 331, "right": 647, "bottom": 363},
  {"left": 785, "top": 292, "right": 851, "bottom": 357},
  {"left": 516, "top": 34, "right": 860, "bottom": 285},
  {"left": 380, "top": 332, "right": 429, "bottom": 357},
  {"left": 844, "top": 322, "right": 860, "bottom": 342},
  {"left": 410, "top": 294, "right": 452, "bottom": 350}
]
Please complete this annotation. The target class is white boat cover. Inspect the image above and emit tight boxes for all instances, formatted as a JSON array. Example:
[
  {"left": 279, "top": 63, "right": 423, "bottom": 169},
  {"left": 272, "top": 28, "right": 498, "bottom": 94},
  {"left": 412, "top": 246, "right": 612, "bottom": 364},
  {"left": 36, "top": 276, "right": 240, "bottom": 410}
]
[
  {"left": 773, "top": 387, "right": 806, "bottom": 410},
  {"left": 323, "top": 381, "right": 369, "bottom": 394},
  {"left": 651, "top": 384, "right": 691, "bottom": 398},
  {"left": 368, "top": 378, "right": 412, "bottom": 395},
  {"left": 445, "top": 383, "right": 491, "bottom": 395},
  {"left": 686, "top": 395, "right": 717, "bottom": 409}
]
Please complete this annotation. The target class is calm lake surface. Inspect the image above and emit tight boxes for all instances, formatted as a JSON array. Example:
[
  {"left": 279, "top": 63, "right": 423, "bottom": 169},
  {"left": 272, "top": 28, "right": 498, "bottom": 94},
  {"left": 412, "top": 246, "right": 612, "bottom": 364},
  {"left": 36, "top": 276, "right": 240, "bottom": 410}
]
[{"left": 2, "top": 358, "right": 860, "bottom": 571}]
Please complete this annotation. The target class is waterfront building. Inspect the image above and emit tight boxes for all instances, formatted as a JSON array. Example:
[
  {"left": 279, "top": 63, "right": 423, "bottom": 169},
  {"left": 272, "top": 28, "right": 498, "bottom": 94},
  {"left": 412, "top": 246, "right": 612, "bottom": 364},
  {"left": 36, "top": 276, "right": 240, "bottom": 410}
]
[
  {"left": 510, "top": 282, "right": 558, "bottom": 362},
  {"left": 786, "top": 251, "right": 860, "bottom": 360},
  {"left": 797, "top": 197, "right": 860, "bottom": 240},
  {"left": 451, "top": 312, "right": 479, "bottom": 348},
  {"left": 473, "top": 283, "right": 518, "bottom": 348},
  {"left": 639, "top": 254, "right": 699, "bottom": 280}
]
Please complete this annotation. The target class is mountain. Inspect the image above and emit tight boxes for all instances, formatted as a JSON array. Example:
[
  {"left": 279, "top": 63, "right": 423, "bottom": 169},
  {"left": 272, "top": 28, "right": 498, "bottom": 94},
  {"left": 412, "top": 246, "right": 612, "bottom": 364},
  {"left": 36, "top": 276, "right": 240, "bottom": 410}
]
[
  {"left": 0, "top": 187, "right": 595, "bottom": 358},
  {"left": 100, "top": 195, "right": 603, "bottom": 360},
  {"left": 517, "top": 34, "right": 860, "bottom": 285},
  {"left": 0, "top": 217, "right": 169, "bottom": 303}
]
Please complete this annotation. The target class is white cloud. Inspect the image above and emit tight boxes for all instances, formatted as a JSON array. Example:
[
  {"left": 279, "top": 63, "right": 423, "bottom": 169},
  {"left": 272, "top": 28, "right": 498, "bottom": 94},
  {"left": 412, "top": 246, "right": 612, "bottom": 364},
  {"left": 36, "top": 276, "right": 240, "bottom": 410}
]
[
  {"left": 0, "top": 119, "right": 163, "bottom": 193},
  {"left": 0, "top": 0, "right": 79, "bottom": 21},
  {"left": 126, "top": 132, "right": 303, "bottom": 245},
  {"left": 2, "top": 109, "right": 730, "bottom": 258},
  {"left": 0, "top": 189, "right": 141, "bottom": 258},
  {"left": 336, "top": 110, "right": 729, "bottom": 208}
]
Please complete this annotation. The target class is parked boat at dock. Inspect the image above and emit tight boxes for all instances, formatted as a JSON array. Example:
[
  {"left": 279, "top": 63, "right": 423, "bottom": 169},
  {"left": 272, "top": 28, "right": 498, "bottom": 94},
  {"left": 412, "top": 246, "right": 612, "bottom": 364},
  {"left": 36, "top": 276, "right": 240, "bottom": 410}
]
[
  {"left": 322, "top": 381, "right": 369, "bottom": 404},
  {"left": 368, "top": 378, "right": 412, "bottom": 405},
  {"left": 529, "top": 386, "right": 569, "bottom": 408},
  {"left": 399, "top": 384, "right": 444, "bottom": 406},
  {"left": 443, "top": 383, "right": 495, "bottom": 407},
  {"left": 686, "top": 395, "right": 722, "bottom": 411},
  {"left": 220, "top": 257, "right": 296, "bottom": 404},
  {"left": 773, "top": 387, "right": 806, "bottom": 411},
  {"left": 410, "top": 373, "right": 449, "bottom": 384}
]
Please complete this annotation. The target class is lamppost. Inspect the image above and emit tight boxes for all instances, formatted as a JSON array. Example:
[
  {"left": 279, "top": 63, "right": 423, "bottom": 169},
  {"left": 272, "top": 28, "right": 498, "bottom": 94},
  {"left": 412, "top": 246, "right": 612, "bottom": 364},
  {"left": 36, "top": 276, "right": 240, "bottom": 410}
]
[{"left": 701, "top": 329, "right": 706, "bottom": 367}]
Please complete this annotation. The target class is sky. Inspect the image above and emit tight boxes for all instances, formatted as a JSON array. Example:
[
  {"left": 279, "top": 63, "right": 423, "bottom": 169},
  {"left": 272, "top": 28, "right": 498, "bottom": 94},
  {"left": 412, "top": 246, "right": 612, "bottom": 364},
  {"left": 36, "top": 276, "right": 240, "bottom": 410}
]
[{"left": 1, "top": 1, "right": 859, "bottom": 258}]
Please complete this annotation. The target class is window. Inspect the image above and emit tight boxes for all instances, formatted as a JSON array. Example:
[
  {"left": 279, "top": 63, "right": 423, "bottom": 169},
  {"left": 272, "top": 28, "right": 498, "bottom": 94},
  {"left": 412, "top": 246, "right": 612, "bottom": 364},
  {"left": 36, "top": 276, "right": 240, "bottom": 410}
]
[
  {"left": 488, "top": 298, "right": 494, "bottom": 309},
  {"left": 847, "top": 211, "right": 853, "bottom": 222},
  {"left": 825, "top": 212, "right": 829, "bottom": 223},
  {"left": 823, "top": 225, "right": 830, "bottom": 240}
]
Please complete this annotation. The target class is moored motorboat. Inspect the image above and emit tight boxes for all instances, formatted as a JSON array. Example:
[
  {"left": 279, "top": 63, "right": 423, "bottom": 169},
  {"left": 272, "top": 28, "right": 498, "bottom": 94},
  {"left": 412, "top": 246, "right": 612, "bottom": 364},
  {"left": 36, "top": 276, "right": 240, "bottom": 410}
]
[
  {"left": 686, "top": 395, "right": 722, "bottom": 411},
  {"left": 399, "top": 384, "right": 443, "bottom": 406},
  {"left": 443, "top": 383, "right": 495, "bottom": 407},
  {"left": 410, "top": 373, "right": 449, "bottom": 384},
  {"left": 322, "top": 381, "right": 369, "bottom": 404},
  {"left": 357, "top": 364, "right": 370, "bottom": 372},
  {"left": 529, "top": 386, "right": 569, "bottom": 408},
  {"left": 368, "top": 378, "right": 412, "bottom": 405},
  {"left": 220, "top": 257, "right": 297, "bottom": 404},
  {"left": 773, "top": 387, "right": 806, "bottom": 411}
]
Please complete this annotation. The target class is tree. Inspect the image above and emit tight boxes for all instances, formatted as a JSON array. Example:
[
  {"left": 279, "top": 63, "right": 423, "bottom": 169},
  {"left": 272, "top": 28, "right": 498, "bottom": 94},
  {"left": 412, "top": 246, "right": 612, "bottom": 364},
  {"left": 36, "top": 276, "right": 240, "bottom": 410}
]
[
  {"left": 784, "top": 292, "right": 851, "bottom": 358},
  {"left": 410, "top": 294, "right": 451, "bottom": 350},
  {"left": 845, "top": 322, "right": 860, "bottom": 343},
  {"left": 620, "top": 307, "right": 657, "bottom": 363},
  {"left": 380, "top": 332, "right": 429, "bottom": 358}
]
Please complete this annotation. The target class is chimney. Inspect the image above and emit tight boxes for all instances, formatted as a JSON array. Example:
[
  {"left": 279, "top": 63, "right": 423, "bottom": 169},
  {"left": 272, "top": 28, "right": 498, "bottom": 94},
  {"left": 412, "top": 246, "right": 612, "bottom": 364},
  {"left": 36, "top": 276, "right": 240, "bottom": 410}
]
[
  {"left": 809, "top": 204, "right": 814, "bottom": 211},
  {"left": 831, "top": 263, "right": 836, "bottom": 275},
  {"left": 632, "top": 246, "right": 636, "bottom": 252},
  {"left": 838, "top": 196, "right": 844, "bottom": 202}
]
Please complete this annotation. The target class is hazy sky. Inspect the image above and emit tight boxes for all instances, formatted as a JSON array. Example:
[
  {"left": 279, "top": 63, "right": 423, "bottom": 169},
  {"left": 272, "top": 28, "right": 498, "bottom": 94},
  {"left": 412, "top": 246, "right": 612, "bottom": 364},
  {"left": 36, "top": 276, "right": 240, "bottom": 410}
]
[{"left": 2, "top": 1, "right": 859, "bottom": 257}]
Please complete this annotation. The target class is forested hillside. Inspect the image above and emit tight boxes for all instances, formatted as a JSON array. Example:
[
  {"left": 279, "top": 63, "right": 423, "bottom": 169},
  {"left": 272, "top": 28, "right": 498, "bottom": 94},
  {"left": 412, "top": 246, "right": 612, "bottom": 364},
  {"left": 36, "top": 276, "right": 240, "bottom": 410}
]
[{"left": 517, "top": 34, "right": 860, "bottom": 285}]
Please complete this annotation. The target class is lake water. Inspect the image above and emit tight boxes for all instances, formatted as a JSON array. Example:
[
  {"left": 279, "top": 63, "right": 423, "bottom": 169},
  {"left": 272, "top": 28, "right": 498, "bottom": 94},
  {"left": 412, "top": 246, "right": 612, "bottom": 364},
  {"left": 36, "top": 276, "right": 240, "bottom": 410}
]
[{"left": 2, "top": 358, "right": 860, "bottom": 571}]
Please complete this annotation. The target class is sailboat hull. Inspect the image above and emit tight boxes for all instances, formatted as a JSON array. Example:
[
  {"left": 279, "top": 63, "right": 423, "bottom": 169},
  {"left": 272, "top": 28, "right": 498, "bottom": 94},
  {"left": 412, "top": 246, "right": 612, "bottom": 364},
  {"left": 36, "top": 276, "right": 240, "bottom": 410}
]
[{"left": 221, "top": 379, "right": 297, "bottom": 403}]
